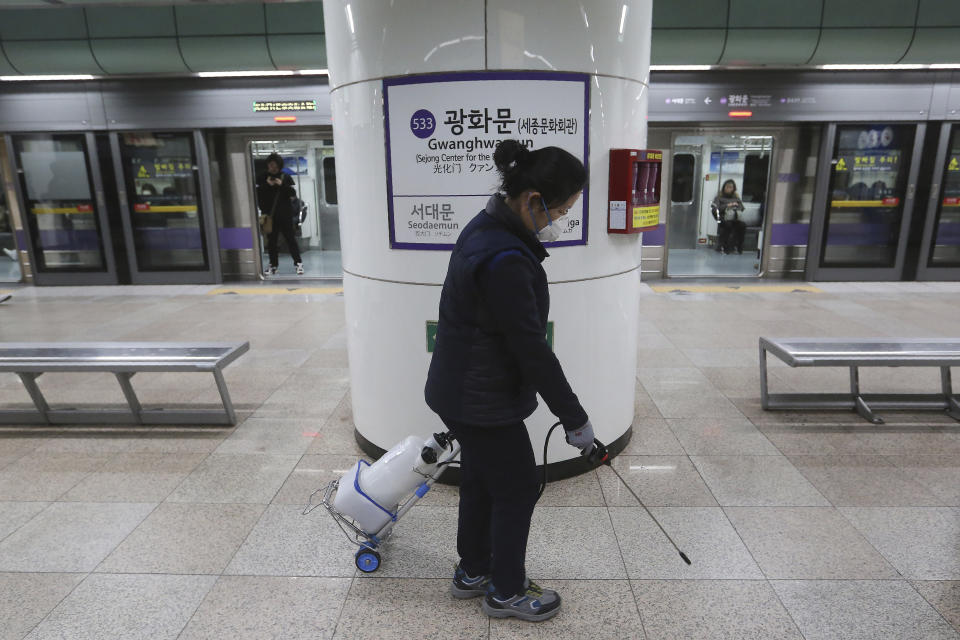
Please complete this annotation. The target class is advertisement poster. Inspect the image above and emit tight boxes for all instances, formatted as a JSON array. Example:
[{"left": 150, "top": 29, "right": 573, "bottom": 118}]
[{"left": 383, "top": 71, "right": 590, "bottom": 250}]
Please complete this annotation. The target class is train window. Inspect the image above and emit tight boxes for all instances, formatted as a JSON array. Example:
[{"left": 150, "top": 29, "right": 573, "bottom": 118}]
[
  {"left": 323, "top": 156, "right": 338, "bottom": 205},
  {"left": 671, "top": 153, "right": 694, "bottom": 203},
  {"left": 742, "top": 154, "right": 770, "bottom": 203}
]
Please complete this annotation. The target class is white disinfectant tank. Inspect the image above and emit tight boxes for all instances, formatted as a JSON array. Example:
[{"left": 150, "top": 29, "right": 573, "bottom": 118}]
[{"left": 333, "top": 435, "right": 432, "bottom": 533}]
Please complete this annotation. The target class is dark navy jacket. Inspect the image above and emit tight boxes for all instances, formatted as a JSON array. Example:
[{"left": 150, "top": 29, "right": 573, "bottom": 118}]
[{"left": 424, "top": 194, "right": 588, "bottom": 430}]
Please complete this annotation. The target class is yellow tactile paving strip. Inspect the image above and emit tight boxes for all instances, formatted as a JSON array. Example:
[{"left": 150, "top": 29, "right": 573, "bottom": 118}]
[
  {"left": 650, "top": 284, "right": 821, "bottom": 294},
  {"left": 207, "top": 286, "right": 343, "bottom": 296}
]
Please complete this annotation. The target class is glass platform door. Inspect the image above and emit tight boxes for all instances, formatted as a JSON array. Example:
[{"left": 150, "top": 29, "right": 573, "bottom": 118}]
[
  {"left": 110, "top": 131, "right": 221, "bottom": 284},
  {"left": 7, "top": 132, "right": 119, "bottom": 285},
  {"left": 807, "top": 123, "right": 925, "bottom": 281},
  {"left": 917, "top": 123, "right": 960, "bottom": 281}
]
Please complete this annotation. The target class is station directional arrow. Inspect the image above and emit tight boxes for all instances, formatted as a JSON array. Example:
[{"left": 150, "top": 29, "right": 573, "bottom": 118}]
[{"left": 704, "top": 97, "right": 712, "bottom": 105}]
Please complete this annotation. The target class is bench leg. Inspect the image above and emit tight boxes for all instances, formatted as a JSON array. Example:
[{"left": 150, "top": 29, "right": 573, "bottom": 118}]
[
  {"left": 114, "top": 372, "right": 143, "bottom": 425},
  {"left": 850, "top": 366, "right": 884, "bottom": 424},
  {"left": 759, "top": 344, "right": 770, "bottom": 410},
  {"left": 213, "top": 368, "right": 238, "bottom": 425},
  {"left": 942, "top": 367, "right": 960, "bottom": 422},
  {"left": 17, "top": 372, "right": 51, "bottom": 425}
]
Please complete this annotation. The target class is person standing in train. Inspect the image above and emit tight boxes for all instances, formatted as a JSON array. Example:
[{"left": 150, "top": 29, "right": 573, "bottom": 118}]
[
  {"left": 256, "top": 153, "right": 304, "bottom": 275},
  {"left": 711, "top": 179, "right": 746, "bottom": 255}
]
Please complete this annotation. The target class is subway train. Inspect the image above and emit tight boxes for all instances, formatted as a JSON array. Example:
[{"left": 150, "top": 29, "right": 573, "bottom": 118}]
[{"left": 1, "top": 70, "right": 958, "bottom": 285}]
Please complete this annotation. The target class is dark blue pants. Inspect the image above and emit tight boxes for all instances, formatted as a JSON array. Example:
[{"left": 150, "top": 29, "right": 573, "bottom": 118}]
[{"left": 443, "top": 419, "right": 539, "bottom": 599}]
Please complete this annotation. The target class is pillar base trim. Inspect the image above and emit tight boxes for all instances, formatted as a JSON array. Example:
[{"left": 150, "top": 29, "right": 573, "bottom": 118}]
[{"left": 353, "top": 423, "right": 634, "bottom": 486}]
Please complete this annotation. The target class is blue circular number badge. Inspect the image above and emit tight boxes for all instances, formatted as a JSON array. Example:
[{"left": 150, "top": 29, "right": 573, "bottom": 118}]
[{"left": 410, "top": 109, "right": 436, "bottom": 139}]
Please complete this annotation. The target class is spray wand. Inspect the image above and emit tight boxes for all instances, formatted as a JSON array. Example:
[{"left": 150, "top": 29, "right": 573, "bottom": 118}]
[{"left": 540, "top": 423, "right": 691, "bottom": 566}]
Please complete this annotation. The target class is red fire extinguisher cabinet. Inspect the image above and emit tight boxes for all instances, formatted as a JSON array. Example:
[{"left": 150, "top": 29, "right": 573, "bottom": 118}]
[{"left": 607, "top": 149, "right": 662, "bottom": 234}]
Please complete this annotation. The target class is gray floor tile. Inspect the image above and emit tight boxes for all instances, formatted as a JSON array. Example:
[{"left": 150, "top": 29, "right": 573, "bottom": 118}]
[
  {"left": 840, "top": 507, "right": 960, "bottom": 579},
  {"left": 526, "top": 507, "right": 626, "bottom": 579},
  {"left": 668, "top": 417, "right": 781, "bottom": 455},
  {"left": 621, "top": 418, "right": 685, "bottom": 455},
  {"left": 690, "top": 455, "right": 831, "bottom": 506},
  {"left": 770, "top": 579, "right": 960, "bottom": 640},
  {"left": 31, "top": 433, "right": 141, "bottom": 454},
  {"left": 537, "top": 469, "right": 606, "bottom": 506},
  {"left": 632, "top": 579, "right": 803, "bottom": 640},
  {"left": 0, "top": 436, "right": 43, "bottom": 457},
  {"left": 97, "top": 503, "right": 266, "bottom": 574},
  {"left": 911, "top": 581, "right": 960, "bottom": 633},
  {"left": 852, "top": 430, "right": 960, "bottom": 455},
  {"left": 179, "top": 576, "right": 351, "bottom": 640},
  {"left": 124, "top": 428, "right": 229, "bottom": 453},
  {"left": 61, "top": 453, "right": 207, "bottom": 502},
  {"left": 0, "top": 502, "right": 155, "bottom": 572},
  {"left": 214, "top": 417, "right": 319, "bottom": 455},
  {"left": 609, "top": 507, "right": 762, "bottom": 579},
  {"left": 0, "top": 572, "right": 85, "bottom": 640},
  {"left": 0, "top": 501, "right": 47, "bottom": 540},
  {"left": 273, "top": 454, "right": 361, "bottom": 505},
  {"left": 789, "top": 455, "right": 946, "bottom": 506},
  {"left": 489, "top": 579, "right": 645, "bottom": 639},
  {"left": 888, "top": 454, "right": 960, "bottom": 506},
  {"left": 333, "top": 578, "right": 488, "bottom": 640},
  {"left": 224, "top": 504, "right": 358, "bottom": 577},
  {"left": 725, "top": 506, "right": 899, "bottom": 579},
  {"left": 756, "top": 423, "right": 872, "bottom": 455},
  {"left": 0, "top": 452, "right": 112, "bottom": 501},
  {"left": 599, "top": 456, "right": 717, "bottom": 507},
  {"left": 166, "top": 453, "right": 301, "bottom": 504},
  {"left": 24, "top": 573, "right": 216, "bottom": 640}
]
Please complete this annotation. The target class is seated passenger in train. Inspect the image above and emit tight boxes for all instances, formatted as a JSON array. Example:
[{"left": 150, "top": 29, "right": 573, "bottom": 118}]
[{"left": 711, "top": 179, "right": 746, "bottom": 255}]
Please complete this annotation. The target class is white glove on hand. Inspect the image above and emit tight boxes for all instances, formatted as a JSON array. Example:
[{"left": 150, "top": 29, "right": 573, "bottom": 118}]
[{"left": 565, "top": 419, "right": 595, "bottom": 454}]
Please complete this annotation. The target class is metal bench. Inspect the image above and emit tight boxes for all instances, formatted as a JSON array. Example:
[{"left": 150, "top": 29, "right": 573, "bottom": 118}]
[
  {"left": 0, "top": 342, "right": 249, "bottom": 426},
  {"left": 759, "top": 337, "right": 960, "bottom": 424}
]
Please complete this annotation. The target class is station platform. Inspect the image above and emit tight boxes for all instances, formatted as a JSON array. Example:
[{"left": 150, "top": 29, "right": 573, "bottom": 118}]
[{"left": 0, "top": 282, "right": 958, "bottom": 639}]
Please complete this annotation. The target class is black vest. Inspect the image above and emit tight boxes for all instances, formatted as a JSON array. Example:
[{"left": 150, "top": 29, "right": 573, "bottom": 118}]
[{"left": 425, "top": 195, "right": 549, "bottom": 426}]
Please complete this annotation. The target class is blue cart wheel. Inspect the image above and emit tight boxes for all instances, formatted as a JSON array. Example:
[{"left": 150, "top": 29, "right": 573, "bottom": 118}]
[{"left": 355, "top": 548, "right": 381, "bottom": 573}]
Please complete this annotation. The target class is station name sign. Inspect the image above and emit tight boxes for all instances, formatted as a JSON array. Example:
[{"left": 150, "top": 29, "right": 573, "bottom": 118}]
[{"left": 253, "top": 100, "right": 317, "bottom": 113}]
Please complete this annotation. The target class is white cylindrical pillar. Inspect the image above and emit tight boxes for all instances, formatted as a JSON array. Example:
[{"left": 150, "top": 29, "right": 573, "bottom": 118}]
[{"left": 323, "top": 0, "right": 651, "bottom": 468}]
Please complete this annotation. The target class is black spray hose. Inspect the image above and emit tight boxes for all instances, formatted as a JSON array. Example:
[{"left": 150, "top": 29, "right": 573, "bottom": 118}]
[{"left": 538, "top": 421, "right": 692, "bottom": 566}]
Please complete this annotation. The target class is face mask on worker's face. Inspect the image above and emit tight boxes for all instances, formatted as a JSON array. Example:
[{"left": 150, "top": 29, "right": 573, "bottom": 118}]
[{"left": 527, "top": 196, "right": 565, "bottom": 243}]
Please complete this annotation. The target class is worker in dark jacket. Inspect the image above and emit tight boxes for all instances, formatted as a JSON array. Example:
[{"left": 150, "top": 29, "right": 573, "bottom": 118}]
[
  {"left": 425, "top": 139, "right": 592, "bottom": 623},
  {"left": 256, "top": 153, "right": 303, "bottom": 275}
]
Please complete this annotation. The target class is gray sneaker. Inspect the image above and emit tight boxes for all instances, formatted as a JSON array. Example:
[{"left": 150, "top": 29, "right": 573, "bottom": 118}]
[
  {"left": 482, "top": 579, "right": 561, "bottom": 622},
  {"left": 450, "top": 563, "right": 490, "bottom": 599}
]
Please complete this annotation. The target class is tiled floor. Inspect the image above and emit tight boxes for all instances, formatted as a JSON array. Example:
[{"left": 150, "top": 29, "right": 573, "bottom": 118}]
[{"left": 1, "top": 281, "right": 959, "bottom": 639}]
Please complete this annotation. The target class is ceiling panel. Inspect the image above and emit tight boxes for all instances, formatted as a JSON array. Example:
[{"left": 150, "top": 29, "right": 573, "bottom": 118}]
[
  {"left": 822, "top": 0, "right": 918, "bottom": 28},
  {"left": 91, "top": 38, "right": 187, "bottom": 73},
  {"left": 809, "top": 28, "right": 914, "bottom": 64},
  {"left": 720, "top": 28, "right": 819, "bottom": 65},
  {"left": 178, "top": 35, "right": 272, "bottom": 71},
  {"left": 651, "top": 28, "right": 726, "bottom": 64},
  {"left": 268, "top": 34, "right": 326, "bottom": 69},
  {"left": 4, "top": 40, "right": 102, "bottom": 73},
  {"left": 85, "top": 6, "right": 177, "bottom": 38},
  {"left": 728, "top": 0, "right": 821, "bottom": 28}
]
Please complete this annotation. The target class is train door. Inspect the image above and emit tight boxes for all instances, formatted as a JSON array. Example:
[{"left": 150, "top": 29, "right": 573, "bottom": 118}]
[
  {"left": 6, "top": 133, "right": 119, "bottom": 285},
  {"left": 916, "top": 123, "right": 960, "bottom": 280},
  {"left": 249, "top": 138, "right": 341, "bottom": 279},
  {"left": 806, "top": 123, "right": 926, "bottom": 281},
  {"left": 667, "top": 131, "right": 773, "bottom": 277}
]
